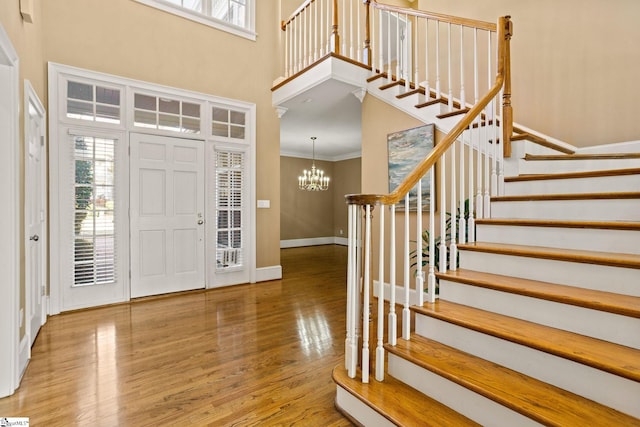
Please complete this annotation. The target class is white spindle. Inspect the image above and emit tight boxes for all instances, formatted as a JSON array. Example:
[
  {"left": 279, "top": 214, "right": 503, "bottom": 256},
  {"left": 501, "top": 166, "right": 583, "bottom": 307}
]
[
  {"left": 484, "top": 30, "right": 492, "bottom": 216},
  {"left": 414, "top": 18, "right": 420, "bottom": 87},
  {"left": 346, "top": 204, "right": 358, "bottom": 378},
  {"left": 459, "top": 130, "right": 466, "bottom": 245},
  {"left": 459, "top": 25, "right": 466, "bottom": 109},
  {"left": 450, "top": 142, "right": 458, "bottom": 271},
  {"left": 362, "top": 204, "right": 371, "bottom": 384},
  {"left": 387, "top": 12, "right": 392, "bottom": 78},
  {"left": 435, "top": 21, "right": 441, "bottom": 98},
  {"left": 285, "top": 23, "right": 290, "bottom": 77},
  {"left": 468, "top": 122, "right": 476, "bottom": 243},
  {"left": 388, "top": 204, "right": 397, "bottom": 346},
  {"left": 378, "top": 9, "right": 384, "bottom": 73},
  {"left": 349, "top": 0, "right": 354, "bottom": 59},
  {"left": 396, "top": 13, "right": 401, "bottom": 80},
  {"left": 491, "top": 95, "right": 498, "bottom": 198},
  {"left": 427, "top": 165, "right": 436, "bottom": 303},
  {"left": 320, "top": 0, "right": 325, "bottom": 56},
  {"left": 357, "top": 0, "right": 362, "bottom": 63},
  {"left": 376, "top": 206, "right": 385, "bottom": 381},
  {"left": 342, "top": 0, "right": 347, "bottom": 55},
  {"left": 314, "top": 0, "right": 318, "bottom": 61},
  {"left": 403, "top": 195, "right": 410, "bottom": 340},
  {"left": 447, "top": 22, "right": 453, "bottom": 111},
  {"left": 439, "top": 151, "right": 447, "bottom": 273},
  {"left": 416, "top": 179, "right": 424, "bottom": 306},
  {"left": 424, "top": 18, "right": 430, "bottom": 97}
]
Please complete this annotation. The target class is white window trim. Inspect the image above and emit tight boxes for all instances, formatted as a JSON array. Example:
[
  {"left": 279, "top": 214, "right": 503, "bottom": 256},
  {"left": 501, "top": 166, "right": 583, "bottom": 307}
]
[
  {"left": 134, "top": 0, "right": 257, "bottom": 41},
  {"left": 48, "top": 62, "right": 257, "bottom": 314}
]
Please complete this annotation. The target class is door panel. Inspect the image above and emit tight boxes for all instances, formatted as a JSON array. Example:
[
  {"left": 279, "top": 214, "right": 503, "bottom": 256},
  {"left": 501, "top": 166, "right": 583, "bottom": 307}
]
[{"left": 130, "top": 133, "right": 205, "bottom": 298}]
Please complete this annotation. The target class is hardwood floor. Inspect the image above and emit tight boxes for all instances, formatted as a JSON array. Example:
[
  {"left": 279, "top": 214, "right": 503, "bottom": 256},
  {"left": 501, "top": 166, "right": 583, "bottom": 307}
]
[{"left": 0, "top": 245, "right": 353, "bottom": 426}]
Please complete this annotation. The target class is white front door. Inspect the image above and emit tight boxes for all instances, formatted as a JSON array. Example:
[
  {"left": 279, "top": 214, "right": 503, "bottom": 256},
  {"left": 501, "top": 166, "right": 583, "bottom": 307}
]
[
  {"left": 130, "top": 133, "right": 205, "bottom": 298},
  {"left": 25, "top": 82, "right": 47, "bottom": 346}
]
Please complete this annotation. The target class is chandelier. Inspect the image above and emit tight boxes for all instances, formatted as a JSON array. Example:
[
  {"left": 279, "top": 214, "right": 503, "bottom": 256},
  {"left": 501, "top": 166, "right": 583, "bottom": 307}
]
[{"left": 298, "top": 137, "right": 330, "bottom": 191}]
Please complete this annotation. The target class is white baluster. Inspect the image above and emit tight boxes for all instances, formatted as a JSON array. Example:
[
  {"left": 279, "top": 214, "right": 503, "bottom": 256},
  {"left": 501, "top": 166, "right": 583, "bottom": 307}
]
[
  {"left": 450, "top": 142, "right": 458, "bottom": 271},
  {"left": 403, "top": 13, "right": 410, "bottom": 89},
  {"left": 376, "top": 206, "right": 385, "bottom": 381},
  {"left": 388, "top": 204, "right": 397, "bottom": 346},
  {"left": 447, "top": 22, "right": 453, "bottom": 111},
  {"left": 362, "top": 204, "right": 371, "bottom": 384},
  {"left": 342, "top": 0, "right": 347, "bottom": 55},
  {"left": 414, "top": 18, "right": 420, "bottom": 88},
  {"left": 357, "top": 0, "right": 362, "bottom": 63},
  {"left": 349, "top": 0, "right": 354, "bottom": 59},
  {"left": 402, "top": 194, "right": 410, "bottom": 340},
  {"left": 439, "top": 151, "right": 447, "bottom": 272},
  {"left": 387, "top": 11, "right": 392, "bottom": 78},
  {"left": 320, "top": 0, "right": 325, "bottom": 56},
  {"left": 427, "top": 164, "right": 436, "bottom": 303},
  {"left": 303, "top": 10, "right": 308, "bottom": 68},
  {"left": 346, "top": 204, "right": 358, "bottom": 378},
  {"left": 396, "top": 13, "right": 401, "bottom": 81},
  {"left": 378, "top": 9, "right": 384, "bottom": 73},
  {"left": 468, "top": 121, "right": 476, "bottom": 243},
  {"left": 424, "top": 18, "right": 430, "bottom": 98},
  {"left": 459, "top": 129, "right": 466, "bottom": 245},
  {"left": 314, "top": 0, "right": 318, "bottom": 61},
  {"left": 435, "top": 21, "right": 441, "bottom": 99},
  {"left": 416, "top": 179, "right": 424, "bottom": 306},
  {"left": 285, "top": 23, "right": 290, "bottom": 77},
  {"left": 484, "top": 30, "right": 492, "bottom": 216},
  {"left": 459, "top": 24, "right": 466, "bottom": 109}
]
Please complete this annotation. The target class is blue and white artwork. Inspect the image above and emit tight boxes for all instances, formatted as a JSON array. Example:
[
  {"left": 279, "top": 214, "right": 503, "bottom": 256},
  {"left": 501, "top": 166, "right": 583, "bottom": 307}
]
[{"left": 387, "top": 124, "right": 435, "bottom": 210}]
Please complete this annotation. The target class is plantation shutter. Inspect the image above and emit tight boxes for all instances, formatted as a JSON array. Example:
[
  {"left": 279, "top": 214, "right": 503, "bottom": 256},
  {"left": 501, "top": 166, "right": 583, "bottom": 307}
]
[{"left": 215, "top": 149, "right": 245, "bottom": 270}]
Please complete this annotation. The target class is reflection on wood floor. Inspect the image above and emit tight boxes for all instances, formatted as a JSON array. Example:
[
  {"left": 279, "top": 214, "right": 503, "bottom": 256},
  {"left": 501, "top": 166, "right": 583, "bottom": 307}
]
[{"left": 0, "top": 245, "right": 352, "bottom": 426}]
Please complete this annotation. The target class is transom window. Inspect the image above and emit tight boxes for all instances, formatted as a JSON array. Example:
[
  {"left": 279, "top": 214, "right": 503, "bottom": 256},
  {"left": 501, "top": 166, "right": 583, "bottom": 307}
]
[
  {"left": 133, "top": 93, "right": 201, "bottom": 133},
  {"left": 67, "top": 80, "right": 121, "bottom": 124},
  {"left": 135, "top": 0, "right": 255, "bottom": 40},
  {"left": 212, "top": 106, "right": 246, "bottom": 139}
]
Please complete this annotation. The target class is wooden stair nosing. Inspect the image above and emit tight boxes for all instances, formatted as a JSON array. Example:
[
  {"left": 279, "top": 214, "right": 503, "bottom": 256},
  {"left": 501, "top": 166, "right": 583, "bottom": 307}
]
[
  {"left": 511, "top": 126, "right": 576, "bottom": 155},
  {"left": 411, "top": 300, "right": 640, "bottom": 383},
  {"left": 491, "top": 191, "right": 640, "bottom": 202},
  {"left": 437, "top": 268, "right": 640, "bottom": 319},
  {"left": 366, "top": 73, "right": 387, "bottom": 83},
  {"left": 379, "top": 80, "right": 404, "bottom": 90},
  {"left": 333, "top": 365, "right": 481, "bottom": 427},
  {"left": 475, "top": 218, "right": 640, "bottom": 231},
  {"left": 387, "top": 335, "right": 640, "bottom": 426},
  {"left": 416, "top": 97, "right": 446, "bottom": 109},
  {"left": 505, "top": 167, "right": 640, "bottom": 182},
  {"left": 458, "top": 242, "right": 640, "bottom": 270},
  {"left": 436, "top": 107, "right": 470, "bottom": 120},
  {"left": 524, "top": 153, "right": 640, "bottom": 161},
  {"left": 396, "top": 87, "right": 425, "bottom": 99}
]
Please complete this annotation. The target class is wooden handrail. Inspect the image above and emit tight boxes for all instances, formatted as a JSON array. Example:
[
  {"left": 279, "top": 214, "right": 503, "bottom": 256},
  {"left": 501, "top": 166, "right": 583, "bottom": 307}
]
[
  {"left": 370, "top": 0, "right": 497, "bottom": 32},
  {"left": 282, "top": 0, "right": 316, "bottom": 30},
  {"left": 346, "top": 15, "right": 511, "bottom": 206}
]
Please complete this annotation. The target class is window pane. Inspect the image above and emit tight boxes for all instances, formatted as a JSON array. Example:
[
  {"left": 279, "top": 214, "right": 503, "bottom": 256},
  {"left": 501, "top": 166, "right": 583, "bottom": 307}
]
[
  {"left": 212, "top": 107, "right": 228, "bottom": 122},
  {"left": 230, "top": 125, "right": 245, "bottom": 139},
  {"left": 134, "top": 110, "right": 157, "bottom": 128},
  {"left": 159, "top": 113, "right": 181, "bottom": 131},
  {"left": 96, "top": 86, "right": 120, "bottom": 106},
  {"left": 68, "top": 81, "right": 93, "bottom": 101},
  {"left": 183, "top": 102, "right": 200, "bottom": 118},
  {"left": 159, "top": 98, "right": 180, "bottom": 114},
  {"left": 135, "top": 94, "right": 157, "bottom": 111},
  {"left": 182, "top": 117, "right": 200, "bottom": 133},
  {"left": 212, "top": 122, "right": 228, "bottom": 137},
  {"left": 96, "top": 105, "right": 120, "bottom": 123},
  {"left": 68, "top": 100, "right": 94, "bottom": 120},
  {"left": 229, "top": 110, "right": 245, "bottom": 125}
]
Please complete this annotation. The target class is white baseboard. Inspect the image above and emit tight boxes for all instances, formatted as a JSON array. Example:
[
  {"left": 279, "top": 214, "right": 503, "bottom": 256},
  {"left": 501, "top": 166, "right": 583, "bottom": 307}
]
[
  {"left": 280, "top": 236, "right": 348, "bottom": 248},
  {"left": 18, "top": 335, "right": 29, "bottom": 381},
  {"left": 255, "top": 265, "right": 282, "bottom": 282}
]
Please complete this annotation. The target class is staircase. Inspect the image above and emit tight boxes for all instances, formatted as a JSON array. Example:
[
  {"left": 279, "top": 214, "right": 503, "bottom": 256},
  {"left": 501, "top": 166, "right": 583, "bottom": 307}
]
[{"left": 334, "top": 152, "right": 640, "bottom": 426}]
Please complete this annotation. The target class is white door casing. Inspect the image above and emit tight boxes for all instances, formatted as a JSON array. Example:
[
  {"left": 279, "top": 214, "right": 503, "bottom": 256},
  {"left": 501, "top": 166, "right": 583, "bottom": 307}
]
[
  {"left": 25, "top": 80, "right": 47, "bottom": 347},
  {"left": 130, "top": 133, "right": 205, "bottom": 298}
]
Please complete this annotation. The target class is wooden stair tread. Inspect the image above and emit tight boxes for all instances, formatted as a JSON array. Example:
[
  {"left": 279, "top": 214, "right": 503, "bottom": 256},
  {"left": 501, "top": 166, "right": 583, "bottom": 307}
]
[
  {"left": 396, "top": 87, "right": 425, "bottom": 99},
  {"left": 457, "top": 241, "right": 640, "bottom": 269},
  {"left": 492, "top": 191, "right": 640, "bottom": 201},
  {"left": 475, "top": 218, "right": 640, "bottom": 231},
  {"left": 412, "top": 300, "right": 640, "bottom": 382},
  {"left": 387, "top": 335, "right": 640, "bottom": 426},
  {"left": 524, "top": 153, "right": 640, "bottom": 161},
  {"left": 437, "top": 268, "right": 640, "bottom": 318},
  {"left": 436, "top": 107, "right": 470, "bottom": 119},
  {"left": 505, "top": 167, "right": 640, "bottom": 182},
  {"left": 333, "top": 365, "right": 481, "bottom": 426}
]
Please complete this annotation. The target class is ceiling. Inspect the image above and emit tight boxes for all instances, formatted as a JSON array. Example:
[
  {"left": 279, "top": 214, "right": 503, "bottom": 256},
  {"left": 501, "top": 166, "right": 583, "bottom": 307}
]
[{"left": 278, "top": 79, "right": 364, "bottom": 162}]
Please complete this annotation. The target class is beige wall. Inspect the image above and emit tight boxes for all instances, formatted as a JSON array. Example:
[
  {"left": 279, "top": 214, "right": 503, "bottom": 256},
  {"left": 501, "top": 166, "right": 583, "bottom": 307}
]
[
  {"left": 280, "top": 156, "right": 361, "bottom": 241},
  {"left": 418, "top": 0, "right": 640, "bottom": 147},
  {"left": 40, "top": 0, "right": 282, "bottom": 269},
  {"left": 332, "top": 157, "right": 362, "bottom": 237}
]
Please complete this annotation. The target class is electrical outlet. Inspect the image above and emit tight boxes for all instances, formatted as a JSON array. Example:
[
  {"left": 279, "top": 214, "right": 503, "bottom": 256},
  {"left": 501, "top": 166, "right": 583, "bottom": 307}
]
[{"left": 339, "top": 229, "right": 343, "bottom": 235}]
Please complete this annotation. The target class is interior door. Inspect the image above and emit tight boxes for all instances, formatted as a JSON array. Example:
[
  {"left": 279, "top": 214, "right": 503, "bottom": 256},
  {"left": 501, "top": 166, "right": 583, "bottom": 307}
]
[
  {"left": 25, "top": 84, "right": 46, "bottom": 346},
  {"left": 130, "top": 133, "right": 205, "bottom": 298}
]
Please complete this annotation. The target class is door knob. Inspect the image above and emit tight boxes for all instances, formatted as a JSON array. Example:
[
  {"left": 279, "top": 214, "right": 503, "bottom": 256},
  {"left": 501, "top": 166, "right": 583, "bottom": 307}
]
[
  {"left": 30, "top": 234, "right": 39, "bottom": 241},
  {"left": 197, "top": 219, "right": 204, "bottom": 225}
]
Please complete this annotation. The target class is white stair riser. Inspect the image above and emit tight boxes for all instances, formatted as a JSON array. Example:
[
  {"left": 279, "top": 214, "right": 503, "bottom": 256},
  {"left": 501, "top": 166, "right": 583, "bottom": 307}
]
[
  {"left": 459, "top": 250, "right": 640, "bottom": 297},
  {"left": 335, "top": 386, "right": 395, "bottom": 427},
  {"left": 504, "top": 174, "right": 640, "bottom": 196},
  {"left": 490, "top": 199, "right": 640, "bottom": 221},
  {"left": 439, "top": 280, "right": 640, "bottom": 349},
  {"left": 388, "top": 353, "right": 541, "bottom": 427},
  {"left": 518, "top": 158, "right": 640, "bottom": 174},
  {"left": 476, "top": 224, "right": 640, "bottom": 255},
  {"left": 415, "top": 315, "right": 640, "bottom": 418}
]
